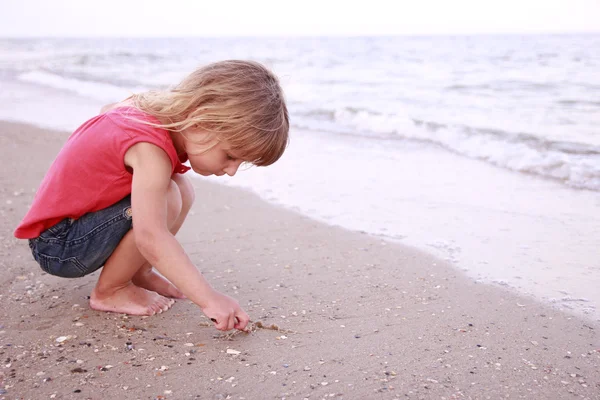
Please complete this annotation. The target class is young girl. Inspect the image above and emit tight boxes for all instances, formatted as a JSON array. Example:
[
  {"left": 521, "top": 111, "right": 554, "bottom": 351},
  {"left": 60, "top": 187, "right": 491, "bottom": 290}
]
[{"left": 14, "top": 60, "right": 289, "bottom": 332}]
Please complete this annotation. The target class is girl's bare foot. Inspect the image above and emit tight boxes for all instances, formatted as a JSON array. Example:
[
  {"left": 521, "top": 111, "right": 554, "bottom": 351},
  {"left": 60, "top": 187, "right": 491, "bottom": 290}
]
[
  {"left": 132, "top": 268, "right": 185, "bottom": 299},
  {"left": 90, "top": 283, "right": 175, "bottom": 316}
]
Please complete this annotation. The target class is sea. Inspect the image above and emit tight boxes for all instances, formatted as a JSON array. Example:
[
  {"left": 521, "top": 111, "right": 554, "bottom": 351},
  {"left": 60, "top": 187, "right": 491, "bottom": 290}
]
[{"left": 1, "top": 35, "right": 598, "bottom": 321}]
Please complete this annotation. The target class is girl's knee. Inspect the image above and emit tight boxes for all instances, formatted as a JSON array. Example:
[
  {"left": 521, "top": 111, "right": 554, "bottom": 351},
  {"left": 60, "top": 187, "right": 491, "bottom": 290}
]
[
  {"left": 167, "top": 180, "right": 183, "bottom": 224},
  {"left": 173, "top": 174, "right": 195, "bottom": 213}
]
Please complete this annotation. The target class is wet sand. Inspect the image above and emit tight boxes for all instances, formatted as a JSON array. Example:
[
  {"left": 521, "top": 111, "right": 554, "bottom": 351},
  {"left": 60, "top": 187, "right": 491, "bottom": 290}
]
[{"left": 0, "top": 121, "right": 598, "bottom": 399}]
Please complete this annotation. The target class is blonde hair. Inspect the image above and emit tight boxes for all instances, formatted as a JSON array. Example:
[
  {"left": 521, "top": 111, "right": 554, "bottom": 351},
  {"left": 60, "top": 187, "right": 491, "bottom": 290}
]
[{"left": 130, "top": 60, "right": 289, "bottom": 166}]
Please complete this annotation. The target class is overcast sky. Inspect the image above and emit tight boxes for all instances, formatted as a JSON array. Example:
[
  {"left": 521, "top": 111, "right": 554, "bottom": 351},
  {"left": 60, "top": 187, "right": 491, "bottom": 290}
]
[{"left": 1, "top": 0, "right": 599, "bottom": 37}]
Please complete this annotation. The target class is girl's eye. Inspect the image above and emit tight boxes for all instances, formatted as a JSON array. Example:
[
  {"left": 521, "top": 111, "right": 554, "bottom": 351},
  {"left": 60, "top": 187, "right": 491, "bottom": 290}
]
[{"left": 226, "top": 154, "right": 234, "bottom": 161}]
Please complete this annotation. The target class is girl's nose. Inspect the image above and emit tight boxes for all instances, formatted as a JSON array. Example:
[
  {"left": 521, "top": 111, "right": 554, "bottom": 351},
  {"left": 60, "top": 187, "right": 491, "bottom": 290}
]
[{"left": 225, "top": 160, "right": 243, "bottom": 176}]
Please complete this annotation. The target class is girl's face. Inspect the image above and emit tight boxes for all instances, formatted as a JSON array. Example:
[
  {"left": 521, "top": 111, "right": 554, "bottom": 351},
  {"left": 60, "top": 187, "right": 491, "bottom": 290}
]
[{"left": 184, "top": 138, "right": 244, "bottom": 177}]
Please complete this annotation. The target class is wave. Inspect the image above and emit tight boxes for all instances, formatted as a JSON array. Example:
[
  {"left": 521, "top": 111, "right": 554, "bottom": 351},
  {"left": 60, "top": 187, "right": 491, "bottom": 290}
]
[
  {"left": 65, "top": 51, "right": 172, "bottom": 70},
  {"left": 295, "top": 107, "right": 600, "bottom": 191},
  {"left": 557, "top": 99, "right": 600, "bottom": 107},
  {"left": 2, "top": 48, "right": 170, "bottom": 66},
  {"left": 17, "top": 70, "right": 145, "bottom": 103},
  {"left": 445, "top": 80, "right": 558, "bottom": 92},
  {"left": 15, "top": 67, "right": 600, "bottom": 192}
]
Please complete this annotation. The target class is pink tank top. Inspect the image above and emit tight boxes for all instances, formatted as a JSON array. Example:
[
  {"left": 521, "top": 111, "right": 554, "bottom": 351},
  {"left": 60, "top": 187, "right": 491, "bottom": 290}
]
[{"left": 14, "top": 107, "right": 190, "bottom": 239}]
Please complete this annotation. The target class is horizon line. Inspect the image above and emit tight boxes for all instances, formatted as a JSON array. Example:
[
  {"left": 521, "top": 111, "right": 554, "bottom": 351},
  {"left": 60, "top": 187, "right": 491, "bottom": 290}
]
[{"left": 2, "top": 31, "right": 600, "bottom": 39}]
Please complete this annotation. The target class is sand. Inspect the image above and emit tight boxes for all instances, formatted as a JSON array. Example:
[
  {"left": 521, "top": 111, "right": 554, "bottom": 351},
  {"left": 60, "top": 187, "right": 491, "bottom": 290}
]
[{"left": 0, "top": 121, "right": 598, "bottom": 400}]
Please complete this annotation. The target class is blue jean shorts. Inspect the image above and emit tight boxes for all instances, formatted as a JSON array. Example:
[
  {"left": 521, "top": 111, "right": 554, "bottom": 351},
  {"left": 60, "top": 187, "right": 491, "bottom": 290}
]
[{"left": 28, "top": 196, "right": 133, "bottom": 278}]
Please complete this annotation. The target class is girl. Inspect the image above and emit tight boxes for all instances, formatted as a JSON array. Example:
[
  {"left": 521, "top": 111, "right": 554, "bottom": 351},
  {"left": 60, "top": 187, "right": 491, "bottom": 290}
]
[{"left": 14, "top": 60, "right": 289, "bottom": 332}]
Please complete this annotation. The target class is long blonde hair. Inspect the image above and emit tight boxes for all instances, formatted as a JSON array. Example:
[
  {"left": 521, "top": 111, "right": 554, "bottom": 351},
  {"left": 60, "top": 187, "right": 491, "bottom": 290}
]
[{"left": 130, "top": 60, "right": 289, "bottom": 166}]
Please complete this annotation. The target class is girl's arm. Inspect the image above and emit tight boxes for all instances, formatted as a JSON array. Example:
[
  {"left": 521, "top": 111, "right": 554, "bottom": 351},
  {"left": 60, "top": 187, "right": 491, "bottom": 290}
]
[{"left": 124, "top": 142, "right": 249, "bottom": 331}]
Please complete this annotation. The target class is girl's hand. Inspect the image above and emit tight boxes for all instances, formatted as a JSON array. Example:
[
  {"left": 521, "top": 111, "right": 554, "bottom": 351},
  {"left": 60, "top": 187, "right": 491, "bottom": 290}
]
[{"left": 202, "top": 290, "right": 250, "bottom": 331}]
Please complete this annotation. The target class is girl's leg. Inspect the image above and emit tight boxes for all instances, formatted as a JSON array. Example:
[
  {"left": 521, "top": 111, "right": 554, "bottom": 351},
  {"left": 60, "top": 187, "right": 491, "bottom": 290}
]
[
  {"left": 132, "top": 174, "right": 195, "bottom": 298},
  {"left": 89, "top": 177, "right": 190, "bottom": 315}
]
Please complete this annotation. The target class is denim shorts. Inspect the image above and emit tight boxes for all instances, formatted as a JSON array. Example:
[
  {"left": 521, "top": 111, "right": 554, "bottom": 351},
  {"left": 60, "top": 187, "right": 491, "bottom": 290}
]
[{"left": 28, "top": 196, "right": 133, "bottom": 278}]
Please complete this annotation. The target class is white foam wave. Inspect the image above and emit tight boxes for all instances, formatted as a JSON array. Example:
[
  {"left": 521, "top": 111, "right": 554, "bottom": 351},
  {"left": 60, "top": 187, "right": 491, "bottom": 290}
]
[
  {"left": 17, "top": 70, "right": 138, "bottom": 103},
  {"left": 331, "top": 108, "right": 600, "bottom": 191}
]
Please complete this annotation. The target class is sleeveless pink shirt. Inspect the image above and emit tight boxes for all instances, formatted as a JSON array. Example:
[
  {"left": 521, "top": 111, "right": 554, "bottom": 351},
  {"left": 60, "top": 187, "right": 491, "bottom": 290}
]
[{"left": 14, "top": 107, "right": 190, "bottom": 239}]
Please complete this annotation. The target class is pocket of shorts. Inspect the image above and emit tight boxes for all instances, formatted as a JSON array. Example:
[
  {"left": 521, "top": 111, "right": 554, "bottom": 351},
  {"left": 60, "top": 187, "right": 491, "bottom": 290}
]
[{"left": 37, "top": 253, "right": 88, "bottom": 278}]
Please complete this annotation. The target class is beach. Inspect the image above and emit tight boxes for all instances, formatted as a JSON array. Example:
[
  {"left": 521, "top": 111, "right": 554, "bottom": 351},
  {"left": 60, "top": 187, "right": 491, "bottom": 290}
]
[
  {"left": 1, "top": 121, "right": 598, "bottom": 399},
  {"left": 2, "top": 36, "right": 600, "bottom": 322}
]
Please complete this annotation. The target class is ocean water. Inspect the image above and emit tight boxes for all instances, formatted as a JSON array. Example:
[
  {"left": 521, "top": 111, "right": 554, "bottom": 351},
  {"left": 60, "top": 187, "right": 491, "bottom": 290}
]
[{"left": 1, "top": 36, "right": 599, "bottom": 321}]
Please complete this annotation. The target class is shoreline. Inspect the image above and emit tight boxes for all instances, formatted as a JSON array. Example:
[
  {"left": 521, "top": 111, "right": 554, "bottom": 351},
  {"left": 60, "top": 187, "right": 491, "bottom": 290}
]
[
  {"left": 202, "top": 127, "right": 600, "bottom": 324},
  {"left": 0, "top": 120, "right": 598, "bottom": 399}
]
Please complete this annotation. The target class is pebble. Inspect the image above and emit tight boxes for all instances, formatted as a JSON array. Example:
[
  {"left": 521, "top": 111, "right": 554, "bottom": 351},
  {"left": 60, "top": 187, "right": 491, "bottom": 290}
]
[
  {"left": 226, "top": 349, "right": 241, "bottom": 355},
  {"left": 55, "top": 335, "right": 75, "bottom": 343}
]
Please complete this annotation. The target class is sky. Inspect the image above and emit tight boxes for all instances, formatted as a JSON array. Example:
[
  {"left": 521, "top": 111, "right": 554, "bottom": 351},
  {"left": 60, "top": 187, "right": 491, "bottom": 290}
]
[{"left": 0, "top": 0, "right": 599, "bottom": 37}]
